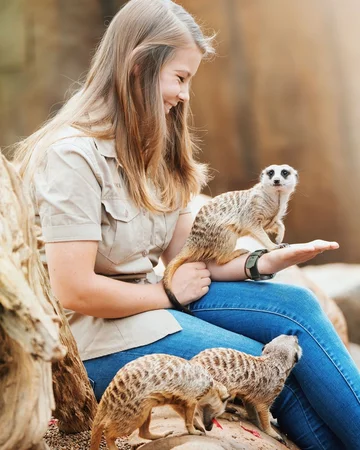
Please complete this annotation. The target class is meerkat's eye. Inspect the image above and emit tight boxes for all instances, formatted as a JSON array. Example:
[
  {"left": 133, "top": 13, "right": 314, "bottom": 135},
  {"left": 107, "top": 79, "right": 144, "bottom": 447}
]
[
  {"left": 267, "top": 170, "right": 275, "bottom": 178},
  {"left": 281, "top": 169, "right": 289, "bottom": 177}
]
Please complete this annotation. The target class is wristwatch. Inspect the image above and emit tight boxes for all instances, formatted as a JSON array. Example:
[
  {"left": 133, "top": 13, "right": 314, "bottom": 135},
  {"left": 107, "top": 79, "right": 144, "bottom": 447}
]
[{"left": 245, "top": 249, "right": 275, "bottom": 281}]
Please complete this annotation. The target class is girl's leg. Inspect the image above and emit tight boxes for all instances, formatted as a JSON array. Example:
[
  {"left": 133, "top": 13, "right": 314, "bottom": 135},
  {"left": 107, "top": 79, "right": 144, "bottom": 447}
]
[
  {"left": 84, "top": 309, "right": 343, "bottom": 450},
  {"left": 188, "top": 281, "right": 360, "bottom": 449}
]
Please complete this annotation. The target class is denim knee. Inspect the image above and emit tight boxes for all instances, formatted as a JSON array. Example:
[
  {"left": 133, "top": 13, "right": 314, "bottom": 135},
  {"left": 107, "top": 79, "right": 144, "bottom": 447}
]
[{"left": 272, "top": 283, "right": 324, "bottom": 321}]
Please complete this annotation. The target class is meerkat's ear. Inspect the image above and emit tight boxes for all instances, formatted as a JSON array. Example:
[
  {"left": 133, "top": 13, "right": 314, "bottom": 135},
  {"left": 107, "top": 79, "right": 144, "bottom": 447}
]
[
  {"left": 217, "top": 383, "right": 230, "bottom": 402},
  {"left": 294, "top": 170, "right": 299, "bottom": 180},
  {"left": 294, "top": 347, "right": 302, "bottom": 363}
]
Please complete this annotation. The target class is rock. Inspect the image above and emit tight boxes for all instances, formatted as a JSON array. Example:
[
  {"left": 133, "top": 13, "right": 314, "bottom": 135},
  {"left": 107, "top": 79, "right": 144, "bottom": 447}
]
[
  {"left": 129, "top": 406, "right": 300, "bottom": 450},
  {"left": 172, "top": 442, "right": 225, "bottom": 450},
  {"left": 137, "top": 436, "right": 236, "bottom": 450},
  {"left": 303, "top": 264, "right": 360, "bottom": 344}
]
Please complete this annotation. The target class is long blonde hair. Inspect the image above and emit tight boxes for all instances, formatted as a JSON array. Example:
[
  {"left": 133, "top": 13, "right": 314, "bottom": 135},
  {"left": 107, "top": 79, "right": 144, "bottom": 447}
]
[{"left": 14, "top": 0, "right": 215, "bottom": 212}]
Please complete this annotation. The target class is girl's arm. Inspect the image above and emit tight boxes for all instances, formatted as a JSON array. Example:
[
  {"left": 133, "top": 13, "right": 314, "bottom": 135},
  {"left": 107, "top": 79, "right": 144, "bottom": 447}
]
[
  {"left": 207, "top": 240, "right": 339, "bottom": 280},
  {"left": 161, "top": 211, "right": 339, "bottom": 300},
  {"left": 47, "top": 211, "right": 339, "bottom": 318},
  {"left": 45, "top": 212, "right": 210, "bottom": 318},
  {"left": 45, "top": 240, "right": 172, "bottom": 318}
]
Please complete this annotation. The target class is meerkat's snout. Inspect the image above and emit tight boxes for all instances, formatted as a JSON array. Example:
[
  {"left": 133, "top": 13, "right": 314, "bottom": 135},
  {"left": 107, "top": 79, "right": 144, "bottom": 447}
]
[
  {"left": 203, "top": 408, "right": 214, "bottom": 431},
  {"left": 197, "top": 382, "right": 230, "bottom": 432}
]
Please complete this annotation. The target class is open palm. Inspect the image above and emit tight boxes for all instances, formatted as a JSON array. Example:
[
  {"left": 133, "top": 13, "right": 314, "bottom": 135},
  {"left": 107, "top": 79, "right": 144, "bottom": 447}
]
[{"left": 258, "top": 240, "right": 339, "bottom": 275}]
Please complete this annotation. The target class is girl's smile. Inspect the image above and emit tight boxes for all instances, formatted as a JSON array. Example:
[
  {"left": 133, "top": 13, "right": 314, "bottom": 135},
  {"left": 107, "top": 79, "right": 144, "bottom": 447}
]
[{"left": 159, "top": 46, "right": 202, "bottom": 113}]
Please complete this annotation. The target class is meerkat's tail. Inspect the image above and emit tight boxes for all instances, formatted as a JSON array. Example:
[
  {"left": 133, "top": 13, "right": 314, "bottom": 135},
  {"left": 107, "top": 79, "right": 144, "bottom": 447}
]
[
  {"left": 163, "top": 249, "right": 194, "bottom": 316},
  {"left": 89, "top": 415, "right": 105, "bottom": 450}
]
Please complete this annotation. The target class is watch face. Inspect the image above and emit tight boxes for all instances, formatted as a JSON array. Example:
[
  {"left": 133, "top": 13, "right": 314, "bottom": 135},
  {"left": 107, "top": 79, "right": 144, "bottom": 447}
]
[{"left": 245, "top": 249, "right": 273, "bottom": 281}]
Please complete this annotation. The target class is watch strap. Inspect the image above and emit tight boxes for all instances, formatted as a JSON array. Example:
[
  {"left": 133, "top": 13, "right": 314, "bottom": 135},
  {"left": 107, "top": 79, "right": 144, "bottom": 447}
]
[{"left": 245, "top": 249, "right": 275, "bottom": 281}]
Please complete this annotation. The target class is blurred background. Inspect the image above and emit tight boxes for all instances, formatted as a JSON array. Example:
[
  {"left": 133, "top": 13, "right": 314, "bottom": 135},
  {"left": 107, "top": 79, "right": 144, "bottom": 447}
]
[{"left": 1, "top": 0, "right": 360, "bottom": 265}]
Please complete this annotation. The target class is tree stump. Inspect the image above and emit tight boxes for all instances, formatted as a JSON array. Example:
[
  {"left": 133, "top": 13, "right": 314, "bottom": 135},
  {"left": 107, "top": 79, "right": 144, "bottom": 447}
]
[
  {"left": 0, "top": 152, "right": 97, "bottom": 449},
  {"left": 51, "top": 299, "right": 98, "bottom": 433},
  {"left": 0, "top": 153, "right": 65, "bottom": 449}
]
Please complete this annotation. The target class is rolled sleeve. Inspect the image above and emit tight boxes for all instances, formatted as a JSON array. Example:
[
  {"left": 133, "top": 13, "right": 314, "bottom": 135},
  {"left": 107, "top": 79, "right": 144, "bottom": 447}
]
[
  {"left": 179, "top": 203, "right": 192, "bottom": 215},
  {"left": 35, "top": 141, "right": 102, "bottom": 242}
]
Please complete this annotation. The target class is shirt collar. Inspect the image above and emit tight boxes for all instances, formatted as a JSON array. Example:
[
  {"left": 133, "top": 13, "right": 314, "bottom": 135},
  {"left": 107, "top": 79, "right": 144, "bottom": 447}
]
[{"left": 93, "top": 137, "right": 117, "bottom": 158}]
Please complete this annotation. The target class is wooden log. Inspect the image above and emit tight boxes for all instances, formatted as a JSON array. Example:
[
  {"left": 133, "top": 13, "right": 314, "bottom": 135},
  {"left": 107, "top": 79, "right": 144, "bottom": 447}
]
[
  {"left": 0, "top": 152, "right": 97, "bottom": 449},
  {"left": 51, "top": 298, "right": 98, "bottom": 433},
  {"left": 0, "top": 153, "right": 65, "bottom": 450}
]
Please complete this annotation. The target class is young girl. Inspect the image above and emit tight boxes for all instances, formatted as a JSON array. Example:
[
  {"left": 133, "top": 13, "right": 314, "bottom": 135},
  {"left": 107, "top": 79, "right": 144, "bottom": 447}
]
[{"left": 14, "top": 0, "right": 359, "bottom": 448}]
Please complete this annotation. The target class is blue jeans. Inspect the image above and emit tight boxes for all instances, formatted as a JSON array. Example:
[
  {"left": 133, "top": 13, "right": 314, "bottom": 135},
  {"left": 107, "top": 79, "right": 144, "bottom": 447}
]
[{"left": 84, "top": 281, "right": 360, "bottom": 450}]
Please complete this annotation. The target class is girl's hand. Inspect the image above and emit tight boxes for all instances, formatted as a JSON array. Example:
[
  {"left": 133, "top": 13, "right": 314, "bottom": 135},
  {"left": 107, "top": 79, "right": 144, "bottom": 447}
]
[
  {"left": 257, "top": 240, "right": 339, "bottom": 275},
  {"left": 171, "top": 262, "right": 211, "bottom": 305}
]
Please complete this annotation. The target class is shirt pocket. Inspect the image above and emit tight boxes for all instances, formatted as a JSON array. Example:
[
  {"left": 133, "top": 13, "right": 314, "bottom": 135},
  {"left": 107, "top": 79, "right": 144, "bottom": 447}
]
[
  {"left": 154, "top": 209, "right": 180, "bottom": 251},
  {"left": 100, "top": 197, "right": 142, "bottom": 264}
]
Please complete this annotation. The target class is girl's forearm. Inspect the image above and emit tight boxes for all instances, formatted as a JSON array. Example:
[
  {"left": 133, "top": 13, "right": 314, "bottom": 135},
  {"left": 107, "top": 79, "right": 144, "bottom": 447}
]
[
  {"left": 64, "top": 274, "right": 172, "bottom": 318},
  {"left": 206, "top": 253, "right": 250, "bottom": 281},
  {"left": 207, "top": 252, "right": 273, "bottom": 281}
]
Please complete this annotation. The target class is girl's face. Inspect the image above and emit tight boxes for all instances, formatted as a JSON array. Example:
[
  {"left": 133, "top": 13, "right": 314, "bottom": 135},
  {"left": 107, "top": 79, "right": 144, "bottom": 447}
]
[{"left": 159, "top": 45, "right": 202, "bottom": 114}]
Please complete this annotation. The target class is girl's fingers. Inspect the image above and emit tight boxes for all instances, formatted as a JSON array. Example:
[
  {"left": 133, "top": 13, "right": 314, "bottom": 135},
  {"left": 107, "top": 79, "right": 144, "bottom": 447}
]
[
  {"left": 202, "top": 277, "right": 211, "bottom": 286},
  {"left": 289, "top": 241, "right": 339, "bottom": 252},
  {"left": 200, "top": 269, "right": 211, "bottom": 278}
]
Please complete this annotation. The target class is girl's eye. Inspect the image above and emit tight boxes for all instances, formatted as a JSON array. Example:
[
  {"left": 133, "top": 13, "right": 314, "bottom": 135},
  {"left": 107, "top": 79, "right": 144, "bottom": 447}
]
[{"left": 177, "top": 76, "right": 185, "bottom": 83}]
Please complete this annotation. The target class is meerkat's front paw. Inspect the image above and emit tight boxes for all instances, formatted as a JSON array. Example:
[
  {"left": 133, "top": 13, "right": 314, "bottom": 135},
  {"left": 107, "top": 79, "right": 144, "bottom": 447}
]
[
  {"left": 188, "top": 428, "right": 205, "bottom": 436},
  {"left": 268, "top": 429, "right": 287, "bottom": 446},
  {"left": 275, "top": 243, "right": 290, "bottom": 249},
  {"left": 218, "top": 411, "right": 241, "bottom": 422},
  {"left": 193, "top": 417, "right": 206, "bottom": 433}
]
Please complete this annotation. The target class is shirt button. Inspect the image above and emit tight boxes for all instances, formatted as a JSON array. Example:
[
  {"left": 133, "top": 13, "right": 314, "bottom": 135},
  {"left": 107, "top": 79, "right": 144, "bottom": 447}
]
[{"left": 142, "top": 250, "right": 148, "bottom": 257}]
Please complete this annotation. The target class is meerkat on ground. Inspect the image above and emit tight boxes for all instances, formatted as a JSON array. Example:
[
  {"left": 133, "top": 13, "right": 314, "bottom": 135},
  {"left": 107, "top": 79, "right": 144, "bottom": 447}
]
[
  {"left": 190, "top": 335, "right": 302, "bottom": 444},
  {"left": 162, "top": 164, "right": 298, "bottom": 314},
  {"left": 90, "top": 354, "right": 230, "bottom": 450}
]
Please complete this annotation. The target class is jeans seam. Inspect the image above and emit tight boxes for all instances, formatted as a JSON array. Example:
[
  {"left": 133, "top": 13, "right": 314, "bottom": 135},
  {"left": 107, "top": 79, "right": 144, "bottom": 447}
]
[
  {"left": 282, "top": 384, "right": 327, "bottom": 450},
  {"left": 191, "top": 306, "right": 360, "bottom": 405}
]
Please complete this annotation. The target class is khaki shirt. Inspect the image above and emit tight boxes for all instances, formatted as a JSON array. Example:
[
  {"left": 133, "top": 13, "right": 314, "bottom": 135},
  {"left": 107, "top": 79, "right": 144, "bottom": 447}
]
[{"left": 35, "top": 127, "right": 188, "bottom": 360}]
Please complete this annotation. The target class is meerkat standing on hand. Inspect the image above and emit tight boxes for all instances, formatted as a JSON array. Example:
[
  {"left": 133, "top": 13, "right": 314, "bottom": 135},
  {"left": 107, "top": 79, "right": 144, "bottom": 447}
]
[
  {"left": 191, "top": 335, "right": 302, "bottom": 444},
  {"left": 163, "top": 164, "right": 298, "bottom": 314},
  {"left": 90, "top": 354, "right": 230, "bottom": 450}
]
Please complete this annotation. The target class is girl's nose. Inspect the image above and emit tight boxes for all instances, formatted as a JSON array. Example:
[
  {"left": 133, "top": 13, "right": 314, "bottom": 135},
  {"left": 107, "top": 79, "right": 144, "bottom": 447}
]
[{"left": 178, "top": 87, "right": 190, "bottom": 102}]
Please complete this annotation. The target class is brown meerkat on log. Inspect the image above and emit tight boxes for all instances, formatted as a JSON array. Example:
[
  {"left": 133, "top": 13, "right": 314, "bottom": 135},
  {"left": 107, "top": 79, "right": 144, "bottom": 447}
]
[
  {"left": 90, "top": 354, "right": 230, "bottom": 450},
  {"left": 191, "top": 334, "right": 302, "bottom": 444}
]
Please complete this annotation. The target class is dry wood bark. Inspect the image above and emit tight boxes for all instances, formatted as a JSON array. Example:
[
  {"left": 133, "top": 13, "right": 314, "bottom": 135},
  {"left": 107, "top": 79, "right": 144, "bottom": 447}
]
[
  {"left": 37, "top": 250, "right": 98, "bottom": 433},
  {"left": 0, "top": 152, "right": 97, "bottom": 449},
  {"left": 0, "top": 153, "right": 65, "bottom": 450},
  {"left": 51, "top": 298, "right": 98, "bottom": 433}
]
